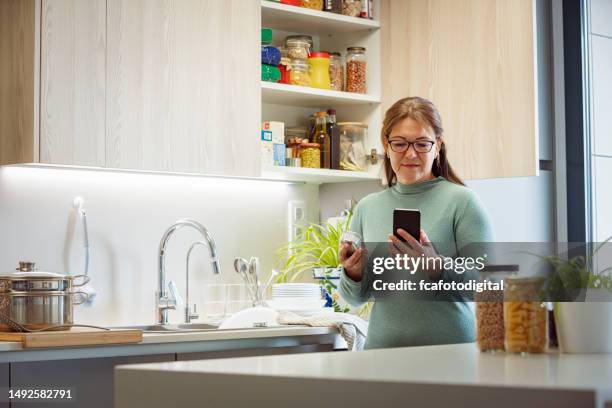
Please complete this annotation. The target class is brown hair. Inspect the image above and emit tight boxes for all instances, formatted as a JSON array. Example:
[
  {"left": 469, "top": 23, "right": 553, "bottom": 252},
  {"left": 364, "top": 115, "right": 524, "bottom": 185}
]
[{"left": 381, "top": 97, "right": 465, "bottom": 187}]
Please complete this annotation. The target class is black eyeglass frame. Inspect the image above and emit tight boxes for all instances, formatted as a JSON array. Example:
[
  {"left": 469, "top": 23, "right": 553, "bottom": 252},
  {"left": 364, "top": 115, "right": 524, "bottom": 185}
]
[{"left": 387, "top": 139, "right": 435, "bottom": 154}]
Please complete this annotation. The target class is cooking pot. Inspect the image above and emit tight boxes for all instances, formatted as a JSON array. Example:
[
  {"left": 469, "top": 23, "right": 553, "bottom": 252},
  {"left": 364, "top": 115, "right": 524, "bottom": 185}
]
[{"left": 0, "top": 262, "right": 89, "bottom": 331}]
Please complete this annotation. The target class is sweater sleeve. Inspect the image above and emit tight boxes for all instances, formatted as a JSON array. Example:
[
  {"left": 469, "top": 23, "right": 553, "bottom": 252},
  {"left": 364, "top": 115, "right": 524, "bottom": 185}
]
[{"left": 338, "top": 202, "right": 372, "bottom": 307}]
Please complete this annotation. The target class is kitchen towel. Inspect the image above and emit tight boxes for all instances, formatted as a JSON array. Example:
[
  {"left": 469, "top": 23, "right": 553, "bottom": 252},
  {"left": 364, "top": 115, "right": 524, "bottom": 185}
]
[{"left": 277, "top": 311, "right": 368, "bottom": 351}]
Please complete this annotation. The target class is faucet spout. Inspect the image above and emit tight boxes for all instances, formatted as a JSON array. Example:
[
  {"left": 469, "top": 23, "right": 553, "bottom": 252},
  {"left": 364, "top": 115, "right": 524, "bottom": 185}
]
[{"left": 157, "top": 219, "right": 221, "bottom": 324}]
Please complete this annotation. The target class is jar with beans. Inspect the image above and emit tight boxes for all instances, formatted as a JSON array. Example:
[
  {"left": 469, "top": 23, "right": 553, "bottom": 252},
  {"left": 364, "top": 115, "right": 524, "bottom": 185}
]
[
  {"left": 504, "top": 277, "right": 548, "bottom": 354},
  {"left": 475, "top": 264, "right": 519, "bottom": 352},
  {"left": 290, "top": 59, "right": 311, "bottom": 87},
  {"left": 329, "top": 52, "right": 344, "bottom": 91},
  {"left": 285, "top": 35, "right": 313, "bottom": 60},
  {"left": 300, "top": 142, "right": 321, "bottom": 168},
  {"left": 346, "top": 46, "right": 366, "bottom": 93}
]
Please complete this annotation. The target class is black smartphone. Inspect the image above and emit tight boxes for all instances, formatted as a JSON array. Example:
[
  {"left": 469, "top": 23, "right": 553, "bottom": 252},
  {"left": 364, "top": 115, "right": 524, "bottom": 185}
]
[{"left": 393, "top": 209, "right": 421, "bottom": 242}]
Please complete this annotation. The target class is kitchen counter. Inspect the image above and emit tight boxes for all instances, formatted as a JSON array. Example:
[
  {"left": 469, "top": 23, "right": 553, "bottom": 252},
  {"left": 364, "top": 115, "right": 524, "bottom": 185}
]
[
  {"left": 0, "top": 326, "right": 340, "bottom": 363},
  {"left": 115, "top": 343, "right": 612, "bottom": 408}
]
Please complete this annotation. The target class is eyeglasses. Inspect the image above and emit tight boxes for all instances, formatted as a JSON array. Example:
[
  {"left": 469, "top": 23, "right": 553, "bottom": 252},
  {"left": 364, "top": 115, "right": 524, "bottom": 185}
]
[{"left": 387, "top": 139, "right": 435, "bottom": 154}]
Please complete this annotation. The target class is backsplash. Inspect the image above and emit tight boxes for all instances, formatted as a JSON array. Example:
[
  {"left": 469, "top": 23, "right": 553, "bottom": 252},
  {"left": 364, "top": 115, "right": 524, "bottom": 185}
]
[{"left": 0, "top": 166, "right": 319, "bottom": 325}]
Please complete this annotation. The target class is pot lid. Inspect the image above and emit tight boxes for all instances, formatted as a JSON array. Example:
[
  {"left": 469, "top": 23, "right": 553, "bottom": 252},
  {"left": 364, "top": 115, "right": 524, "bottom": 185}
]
[
  {"left": 6, "top": 271, "right": 66, "bottom": 279},
  {"left": 0, "top": 261, "right": 67, "bottom": 279}
]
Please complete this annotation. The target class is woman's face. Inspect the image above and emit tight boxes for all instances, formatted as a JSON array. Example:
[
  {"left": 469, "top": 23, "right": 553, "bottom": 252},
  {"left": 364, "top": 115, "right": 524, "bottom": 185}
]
[{"left": 386, "top": 117, "right": 441, "bottom": 185}]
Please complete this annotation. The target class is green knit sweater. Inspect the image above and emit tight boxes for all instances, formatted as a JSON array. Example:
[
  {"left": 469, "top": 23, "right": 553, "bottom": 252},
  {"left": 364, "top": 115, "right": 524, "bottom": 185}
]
[{"left": 339, "top": 176, "right": 494, "bottom": 349}]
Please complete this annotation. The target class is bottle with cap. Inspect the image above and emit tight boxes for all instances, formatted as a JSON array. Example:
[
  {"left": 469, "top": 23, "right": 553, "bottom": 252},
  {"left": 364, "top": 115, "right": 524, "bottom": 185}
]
[
  {"left": 327, "top": 108, "right": 340, "bottom": 169},
  {"left": 313, "top": 111, "right": 331, "bottom": 169}
]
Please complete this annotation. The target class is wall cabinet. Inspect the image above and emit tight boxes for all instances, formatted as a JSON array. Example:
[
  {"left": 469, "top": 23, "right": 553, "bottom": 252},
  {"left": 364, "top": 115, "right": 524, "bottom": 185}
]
[
  {"left": 40, "top": 0, "right": 106, "bottom": 166},
  {"left": 105, "top": 0, "right": 260, "bottom": 175},
  {"left": 1, "top": 0, "right": 539, "bottom": 181},
  {"left": 1, "top": 0, "right": 260, "bottom": 177},
  {"left": 380, "top": 0, "right": 539, "bottom": 180}
]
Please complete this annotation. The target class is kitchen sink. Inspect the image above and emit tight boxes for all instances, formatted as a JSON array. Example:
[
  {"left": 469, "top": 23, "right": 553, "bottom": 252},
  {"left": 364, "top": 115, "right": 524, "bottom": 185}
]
[{"left": 113, "top": 323, "right": 220, "bottom": 333}]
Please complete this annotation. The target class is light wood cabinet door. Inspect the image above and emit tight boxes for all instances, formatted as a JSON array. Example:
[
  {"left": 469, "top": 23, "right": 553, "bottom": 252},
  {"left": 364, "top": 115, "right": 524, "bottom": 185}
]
[
  {"left": 0, "top": 0, "right": 37, "bottom": 166},
  {"left": 106, "top": 0, "right": 261, "bottom": 176},
  {"left": 380, "top": 0, "right": 538, "bottom": 180},
  {"left": 40, "top": 0, "right": 106, "bottom": 166}
]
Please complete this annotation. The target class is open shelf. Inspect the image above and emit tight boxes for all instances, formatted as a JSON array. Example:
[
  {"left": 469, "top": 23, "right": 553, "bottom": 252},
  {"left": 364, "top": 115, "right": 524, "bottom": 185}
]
[
  {"left": 261, "top": 165, "right": 380, "bottom": 184},
  {"left": 261, "top": 81, "right": 380, "bottom": 107},
  {"left": 261, "top": 1, "right": 380, "bottom": 36}
]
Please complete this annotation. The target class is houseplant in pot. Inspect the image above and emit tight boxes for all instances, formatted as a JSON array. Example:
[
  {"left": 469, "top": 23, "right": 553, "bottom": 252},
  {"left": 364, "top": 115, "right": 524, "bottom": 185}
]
[
  {"left": 274, "top": 210, "right": 372, "bottom": 319},
  {"left": 539, "top": 238, "right": 612, "bottom": 353}
]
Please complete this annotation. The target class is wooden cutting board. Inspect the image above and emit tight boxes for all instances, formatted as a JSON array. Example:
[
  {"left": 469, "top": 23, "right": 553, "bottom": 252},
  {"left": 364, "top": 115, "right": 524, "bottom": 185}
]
[{"left": 0, "top": 327, "right": 143, "bottom": 348}]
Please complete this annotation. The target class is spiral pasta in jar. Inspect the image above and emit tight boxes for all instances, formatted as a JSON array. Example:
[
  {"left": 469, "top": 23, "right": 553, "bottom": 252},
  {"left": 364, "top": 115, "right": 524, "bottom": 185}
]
[{"left": 504, "top": 277, "right": 548, "bottom": 354}]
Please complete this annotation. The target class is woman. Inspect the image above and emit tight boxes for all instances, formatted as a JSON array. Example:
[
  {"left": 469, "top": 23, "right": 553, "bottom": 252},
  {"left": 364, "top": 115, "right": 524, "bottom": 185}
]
[{"left": 339, "top": 97, "right": 493, "bottom": 349}]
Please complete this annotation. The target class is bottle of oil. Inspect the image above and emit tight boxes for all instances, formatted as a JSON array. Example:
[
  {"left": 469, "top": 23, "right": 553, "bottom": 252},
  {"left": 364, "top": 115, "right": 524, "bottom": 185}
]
[
  {"left": 326, "top": 108, "right": 340, "bottom": 169},
  {"left": 313, "top": 111, "right": 331, "bottom": 169}
]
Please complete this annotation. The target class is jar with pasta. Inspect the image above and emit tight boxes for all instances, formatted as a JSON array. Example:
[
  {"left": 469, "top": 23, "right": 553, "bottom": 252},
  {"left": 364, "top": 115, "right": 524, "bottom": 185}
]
[
  {"left": 504, "top": 277, "right": 548, "bottom": 354},
  {"left": 300, "top": 142, "right": 321, "bottom": 168},
  {"left": 346, "top": 47, "right": 366, "bottom": 93},
  {"left": 329, "top": 52, "right": 344, "bottom": 91},
  {"left": 342, "top": 0, "right": 361, "bottom": 17},
  {"left": 475, "top": 264, "right": 519, "bottom": 352},
  {"left": 290, "top": 59, "right": 311, "bottom": 87},
  {"left": 285, "top": 35, "right": 313, "bottom": 60}
]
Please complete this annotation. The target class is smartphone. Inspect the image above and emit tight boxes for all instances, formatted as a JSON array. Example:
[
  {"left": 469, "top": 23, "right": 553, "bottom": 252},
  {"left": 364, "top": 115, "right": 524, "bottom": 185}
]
[{"left": 393, "top": 209, "right": 421, "bottom": 242}]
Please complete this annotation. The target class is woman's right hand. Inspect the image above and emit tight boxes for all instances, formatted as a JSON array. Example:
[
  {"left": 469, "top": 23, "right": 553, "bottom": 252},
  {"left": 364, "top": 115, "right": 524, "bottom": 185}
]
[{"left": 339, "top": 242, "right": 366, "bottom": 282}]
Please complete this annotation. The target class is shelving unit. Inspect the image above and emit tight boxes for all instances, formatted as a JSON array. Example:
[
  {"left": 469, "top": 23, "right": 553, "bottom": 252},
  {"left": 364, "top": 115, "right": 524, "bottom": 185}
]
[
  {"left": 261, "top": 165, "right": 380, "bottom": 184},
  {"left": 261, "top": 1, "right": 380, "bottom": 35},
  {"left": 261, "top": 81, "right": 380, "bottom": 107},
  {"left": 260, "top": 0, "right": 382, "bottom": 184}
]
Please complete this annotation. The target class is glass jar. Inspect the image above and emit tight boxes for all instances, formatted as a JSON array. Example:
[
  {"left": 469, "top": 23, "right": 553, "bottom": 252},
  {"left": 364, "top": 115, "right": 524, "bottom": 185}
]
[
  {"left": 338, "top": 122, "right": 367, "bottom": 171},
  {"left": 285, "top": 36, "right": 313, "bottom": 60},
  {"left": 329, "top": 52, "right": 344, "bottom": 91},
  {"left": 300, "top": 142, "right": 321, "bottom": 168},
  {"left": 301, "top": 0, "right": 323, "bottom": 10},
  {"left": 278, "top": 47, "right": 291, "bottom": 84},
  {"left": 308, "top": 52, "right": 331, "bottom": 90},
  {"left": 290, "top": 59, "right": 311, "bottom": 87},
  {"left": 475, "top": 265, "right": 519, "bottom": 352},
  {"left": 324, "top": 0, "right": 343, "bottom": 13},
  {"left": 285, "top": 127, "right": 308, "bottom": 151},
  {"left": 342, "top": 0, "right": 361, "bottom": 17},
  {"left": 504, "top": 277, "right": 548, "bottom": 354},
  {"left": 346, "top": 47, "right": 366, "bottom": 93}
]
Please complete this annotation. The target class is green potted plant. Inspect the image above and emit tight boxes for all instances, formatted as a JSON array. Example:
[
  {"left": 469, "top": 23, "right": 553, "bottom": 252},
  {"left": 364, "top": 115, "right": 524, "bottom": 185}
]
[
  {"left": 537, "top": 237, "right": 612, "bottom": 353},
  {"left": 274, "top": 209, "right": 372, "bottom": 319}
]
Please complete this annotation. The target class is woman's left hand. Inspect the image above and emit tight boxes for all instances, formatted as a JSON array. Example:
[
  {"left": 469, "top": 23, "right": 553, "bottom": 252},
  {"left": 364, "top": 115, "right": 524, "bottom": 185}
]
[{"left": 387, "top": 229, "right": 443, "bottom": 280}]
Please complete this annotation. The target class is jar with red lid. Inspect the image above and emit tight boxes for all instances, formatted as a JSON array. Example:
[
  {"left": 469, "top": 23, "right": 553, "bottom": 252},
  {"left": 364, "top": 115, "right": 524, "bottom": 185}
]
[{"left": 308, "top": 51, "right": 331, "bottom": 90}]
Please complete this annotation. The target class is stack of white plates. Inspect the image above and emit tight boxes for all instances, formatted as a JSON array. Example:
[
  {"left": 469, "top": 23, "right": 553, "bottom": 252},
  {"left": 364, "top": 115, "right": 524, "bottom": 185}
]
[
  {"left": 272, "top": 283, "right": 321, "bottom": 298},
  {"left": 269, "top": 283, "right": 328, "bottom": 315}
]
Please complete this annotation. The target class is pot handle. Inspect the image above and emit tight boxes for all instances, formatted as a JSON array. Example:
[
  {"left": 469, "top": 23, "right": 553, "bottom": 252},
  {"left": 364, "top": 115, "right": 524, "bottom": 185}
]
[
  {"left": 72, "top": 291, "right": 90, "bottom": 305},
  {"left": 71, "top": 275, "right": 90, "bottom": 287}
]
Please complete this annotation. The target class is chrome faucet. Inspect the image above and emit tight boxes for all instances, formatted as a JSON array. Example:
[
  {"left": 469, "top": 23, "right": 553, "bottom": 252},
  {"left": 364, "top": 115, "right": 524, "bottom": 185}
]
[
  {"left": 185, "top": 241, "right": 210, "bottom": 323},
  {"left": 157, "top": 219, "right": 221, "bottom": 325}
]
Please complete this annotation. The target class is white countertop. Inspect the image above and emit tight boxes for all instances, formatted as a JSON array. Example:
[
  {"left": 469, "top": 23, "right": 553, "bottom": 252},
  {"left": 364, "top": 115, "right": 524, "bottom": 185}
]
[
  {"left": 115, "top": 343, "right": 612, "bottom": 408},
  {"left": 0, "top": 325, "right": 340, "bottom": 364},
  {"left": 0, "top": 325, "right": 336, "bottom": 352}
]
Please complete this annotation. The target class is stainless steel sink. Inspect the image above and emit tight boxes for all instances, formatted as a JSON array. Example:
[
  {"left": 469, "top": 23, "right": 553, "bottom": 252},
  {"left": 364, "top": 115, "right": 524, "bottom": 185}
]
[{"left": 113, "top": 323, "right": 220, "bottom": 333}]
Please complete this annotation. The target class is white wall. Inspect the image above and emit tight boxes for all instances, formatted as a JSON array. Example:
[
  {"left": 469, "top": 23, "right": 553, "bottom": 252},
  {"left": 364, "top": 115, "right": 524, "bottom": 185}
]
[
  {"left": 0, "top": 166, "right": 319, "bottom": 325},
  {"left": 319, "top": 172, "right": 555, "bottom": 243}
]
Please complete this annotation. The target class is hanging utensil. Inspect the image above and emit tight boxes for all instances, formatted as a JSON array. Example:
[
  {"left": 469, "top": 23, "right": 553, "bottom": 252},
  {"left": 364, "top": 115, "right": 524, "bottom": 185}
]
[
  {"left": 248, "top": 257, "right": 262, "bottom": 305},
  {"left": 234, "top": 257, "right": 256, "bottom": 302}
]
